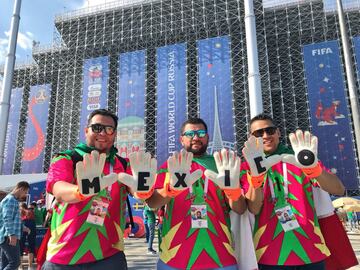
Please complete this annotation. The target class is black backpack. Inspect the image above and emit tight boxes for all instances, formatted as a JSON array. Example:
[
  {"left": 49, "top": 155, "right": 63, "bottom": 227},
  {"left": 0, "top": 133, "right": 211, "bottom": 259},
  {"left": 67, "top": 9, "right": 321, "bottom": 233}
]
[{"left": 70, "top": 151, "right": 135, "bottom": 229}]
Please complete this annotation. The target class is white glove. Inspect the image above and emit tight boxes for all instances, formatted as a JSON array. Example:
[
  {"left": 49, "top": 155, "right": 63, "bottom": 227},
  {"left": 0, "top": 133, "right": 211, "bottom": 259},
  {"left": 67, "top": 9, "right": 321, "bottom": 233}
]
[
  {"left": 76, "top": 151, "right": 118, "bottom": 196},
  {"left": 118, "top": 151, "right": 157, "bottom": 199},
  {"left": 204, "top": 149, "right": 240, "bottom": 189},
  {"left": 204, "top": 149, "right": 243, "bottom": 200},
  {"left": 282, "top": 130, "right": 322, "bottom": 178},
  {"left": 166, "top": 149, "right": 202, "bottom": 195},
  {"left": 242, "top": 136, "right": 281, "bottom": 177},
  {"left": 282, "top": 130, "right": 318, "bottom": 168}
]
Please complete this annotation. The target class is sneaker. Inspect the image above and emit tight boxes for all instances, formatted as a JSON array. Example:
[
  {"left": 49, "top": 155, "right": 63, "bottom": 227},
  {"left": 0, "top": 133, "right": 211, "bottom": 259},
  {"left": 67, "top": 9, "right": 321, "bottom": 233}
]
[{"left": 147, "top": 249, "right": 157, "bottom": 255}]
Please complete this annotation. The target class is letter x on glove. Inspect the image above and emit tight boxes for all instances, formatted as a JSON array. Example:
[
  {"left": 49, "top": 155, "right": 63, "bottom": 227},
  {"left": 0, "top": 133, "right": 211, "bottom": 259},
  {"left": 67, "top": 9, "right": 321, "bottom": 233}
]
[
  {"left": 118, "top": 151, "right": 157, "bottom": 200},
  {"left": 242, "top": 136, "right": 281, "bottom": 188},
  {"left": 159, "top": 149, "right": 202, "bottom": 198},
  {"left": 204, "top": 149, "right": 243, "bottom": 201},
  {"left": 76, "top": 151, "right": 118, "bottom": 199},
  {"left": 282, "top": 130, "right": 322, "bottom": 178}
]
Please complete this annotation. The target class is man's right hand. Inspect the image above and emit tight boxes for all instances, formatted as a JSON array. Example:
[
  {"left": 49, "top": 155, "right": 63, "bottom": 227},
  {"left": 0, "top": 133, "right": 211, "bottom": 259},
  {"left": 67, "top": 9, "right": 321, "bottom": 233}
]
[
  {"left": 76, "top": 151, "right": 118, "bottom": 198},
  {"left": 242, "top": 136, "right": 281, "bottom": 188},
  {"left": 160, "top": 149, "right": 202, "bottom": 197}
]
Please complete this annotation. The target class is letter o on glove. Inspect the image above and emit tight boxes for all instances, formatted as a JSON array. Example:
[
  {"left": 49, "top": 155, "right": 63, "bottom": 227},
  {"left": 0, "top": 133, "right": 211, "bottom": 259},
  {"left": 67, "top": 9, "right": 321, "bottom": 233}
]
[{"left": 297, "top": 150, "right": 315, "bottom": 166}]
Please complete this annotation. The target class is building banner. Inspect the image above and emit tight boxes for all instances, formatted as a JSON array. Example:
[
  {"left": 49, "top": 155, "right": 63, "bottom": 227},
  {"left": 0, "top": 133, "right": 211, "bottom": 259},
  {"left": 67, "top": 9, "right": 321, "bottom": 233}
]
[
  {"left": 156, "top": 43, "right": 187, "bottom": 165},
  {"left": 117, "top": 50, "right": 146, "bottom": 157},
  {"left": 303, "top": 40, "right": 359, "bottom": 189},
  {"left": 79, "top": 56, "right": 109, "bottom": 141},
  {"left": 3, "top": 87, "right": 23, "bottom": 174},
  {"left": 21, "top": 84, "right": 51, "bottom": 173},
  {"left": 198, "top": 36, "right": 235, "bottom": 154}
]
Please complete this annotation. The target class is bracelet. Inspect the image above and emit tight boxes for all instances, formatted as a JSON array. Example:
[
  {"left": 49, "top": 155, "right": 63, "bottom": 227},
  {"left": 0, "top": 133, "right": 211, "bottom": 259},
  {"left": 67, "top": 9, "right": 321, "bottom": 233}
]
[
  {"left": 223, "top": 188, "right": 243, "bottom": 201},
  {"left": 302, "top": 163, "right": 323, "bottom": 178},
  {"left": 134, "top": 188, "right": 155, "bottom": 200},
  {"left": 248, "top": 173, "right": 266, "bottom": 189}
]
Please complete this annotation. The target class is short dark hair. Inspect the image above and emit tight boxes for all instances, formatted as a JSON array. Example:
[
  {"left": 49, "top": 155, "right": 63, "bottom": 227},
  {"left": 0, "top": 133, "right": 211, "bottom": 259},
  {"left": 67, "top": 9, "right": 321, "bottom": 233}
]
[
  {"left": 12, "top": 181, "right": 30, "bottom": 193},
  {"left": 87, "top": 109, "right": 118, "bottom": 129},
  {"left": 249, "top": 113, "right": 276, "bottom": 127},
  {"left": 180, "top": 118, "right": 208, "bottom": 134}
]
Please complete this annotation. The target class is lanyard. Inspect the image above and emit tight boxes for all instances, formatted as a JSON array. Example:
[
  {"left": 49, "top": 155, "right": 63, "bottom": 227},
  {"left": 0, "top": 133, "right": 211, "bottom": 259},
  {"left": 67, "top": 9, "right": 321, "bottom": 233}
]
[{"left": 268, "top": 162, "right": 288, "bottom": 201}]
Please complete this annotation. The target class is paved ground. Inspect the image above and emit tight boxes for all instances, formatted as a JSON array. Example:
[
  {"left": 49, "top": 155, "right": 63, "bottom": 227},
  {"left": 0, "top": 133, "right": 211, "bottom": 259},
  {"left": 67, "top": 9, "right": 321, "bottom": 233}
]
[{"left": 20, "top": 231, "right": 360, "bottom": 269}]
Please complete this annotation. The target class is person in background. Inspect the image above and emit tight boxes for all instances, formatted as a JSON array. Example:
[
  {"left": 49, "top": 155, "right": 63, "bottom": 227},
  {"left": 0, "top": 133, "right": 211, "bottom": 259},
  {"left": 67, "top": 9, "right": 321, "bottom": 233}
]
[
  {"left": 157, "top": 206, "right": 165, "bottom": 252},
  {"left": 19, "top": 203, "right": 36, "bottom": 270},
  {"left": 34, "top": 200, "right": 46, "bottom": 227},
  {"left": 143, "top": 207, "right": 149, "bottom": 244},
  {"left": 143, "top": 203, "right": 157, "bottom": 255},
  {"left": 0, "top": 181, "right": 30, "bottom": 270}
]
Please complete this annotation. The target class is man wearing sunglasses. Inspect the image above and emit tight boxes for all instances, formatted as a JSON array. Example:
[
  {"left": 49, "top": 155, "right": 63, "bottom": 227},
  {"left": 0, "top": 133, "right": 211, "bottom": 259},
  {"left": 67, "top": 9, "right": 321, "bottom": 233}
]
[
  {"left": 242, "top": 113, "right": 345, "bottom": 270},
  {"left": 43, "top": 109, "right": 131, "bottom": 270},
  {"left": 146, "top": 118, "right": 246, "bottom": 270}
]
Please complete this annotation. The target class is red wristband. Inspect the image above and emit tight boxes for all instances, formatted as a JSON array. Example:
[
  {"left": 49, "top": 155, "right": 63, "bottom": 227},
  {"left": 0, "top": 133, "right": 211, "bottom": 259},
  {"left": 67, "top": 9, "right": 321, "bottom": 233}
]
[
  {"left": 302, "top": 163, "right": 323, "bottom": 178},
  {"left": 248, "top": 173, "right": 266, "bottom": 189},
  {"left": 74, "top": 188, "right": 87, "bottom": 201}
]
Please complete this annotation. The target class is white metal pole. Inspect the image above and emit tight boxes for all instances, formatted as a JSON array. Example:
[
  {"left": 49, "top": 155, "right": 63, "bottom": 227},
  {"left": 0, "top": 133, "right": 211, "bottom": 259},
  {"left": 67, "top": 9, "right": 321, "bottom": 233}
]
[
  {"left": 336, "top": 0, "right": 360, "bottom": 174},
  {"left": 0, "top": 0, "right": 22, "bottom": 174},
  {"left": 244, "top": 0, "right": 263, "bottom": 118}
]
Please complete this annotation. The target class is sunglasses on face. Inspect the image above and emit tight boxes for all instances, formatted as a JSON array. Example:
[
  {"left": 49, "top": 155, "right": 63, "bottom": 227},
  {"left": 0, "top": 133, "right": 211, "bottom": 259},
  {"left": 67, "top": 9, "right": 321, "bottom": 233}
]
[
  {"left": 182, "top": 129, "right": 207, "bottom": 138},
  {"left": 88, "top": 123, "right": 116, "bottom": 135},
  {"left": 251, "top": 126, "right": 277, "bottom": 137}
]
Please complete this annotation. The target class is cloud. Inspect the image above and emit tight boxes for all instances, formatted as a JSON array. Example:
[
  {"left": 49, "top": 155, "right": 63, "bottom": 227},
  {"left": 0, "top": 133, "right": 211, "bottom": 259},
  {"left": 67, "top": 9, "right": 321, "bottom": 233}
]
[{"left": 0, "top": 37, "right": 9, "bottom": 65}]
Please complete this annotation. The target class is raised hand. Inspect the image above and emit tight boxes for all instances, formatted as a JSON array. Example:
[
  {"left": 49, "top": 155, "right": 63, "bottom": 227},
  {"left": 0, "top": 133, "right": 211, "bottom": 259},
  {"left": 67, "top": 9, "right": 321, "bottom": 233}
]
[
  {"left": 282, "top": 130, "right": 322, "bottom": 178},
  {"left": 242, "top": 136, "right": 281, "bottom": 188},
  {"left": 204, "top": 149, "right": 243, "bottom": 200},
  {"left": 76, "top": 150, "right": 118, "bottom": 197},
  {"left": 163, "top": 149, "right": 203, "bottom": 197},
  {"left": 118, "top": 151, "right": 157, "bottom": 200}
]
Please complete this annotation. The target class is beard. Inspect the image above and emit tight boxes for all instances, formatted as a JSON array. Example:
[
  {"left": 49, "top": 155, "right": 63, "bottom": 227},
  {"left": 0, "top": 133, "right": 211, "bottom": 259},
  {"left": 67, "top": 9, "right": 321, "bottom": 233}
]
[{"left": 184, "top": 142, "right": 208, "bottom": 156}]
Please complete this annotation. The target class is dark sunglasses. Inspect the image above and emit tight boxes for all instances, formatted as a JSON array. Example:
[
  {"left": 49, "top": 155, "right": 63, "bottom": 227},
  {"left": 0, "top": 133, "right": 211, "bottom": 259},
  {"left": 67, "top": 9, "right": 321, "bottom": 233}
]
[
  {"left": 182, "top": 129, "right": 207, "bottom": 138},
  {"left": 251, "top": 126, "right": 277, "bottom": 137},
  {"left": 88, "top": 123, "right": 116, "bottom": 135}
]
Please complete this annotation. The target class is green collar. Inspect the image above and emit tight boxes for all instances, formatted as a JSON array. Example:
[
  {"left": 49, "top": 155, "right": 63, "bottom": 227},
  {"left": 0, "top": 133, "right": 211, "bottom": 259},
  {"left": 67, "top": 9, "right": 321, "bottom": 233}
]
[
  {"left": 266, "top": 143, "right": 294, "bottom": 157},
  {"left": 74, "top": 143, "right": 118, "bottom": 164}
]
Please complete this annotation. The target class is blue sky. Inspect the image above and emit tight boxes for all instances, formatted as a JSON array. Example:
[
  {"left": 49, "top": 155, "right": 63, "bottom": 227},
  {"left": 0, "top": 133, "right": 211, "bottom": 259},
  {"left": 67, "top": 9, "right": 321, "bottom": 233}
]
[{"left": 0, "top": 0, "right": 109, "bottom": 65}]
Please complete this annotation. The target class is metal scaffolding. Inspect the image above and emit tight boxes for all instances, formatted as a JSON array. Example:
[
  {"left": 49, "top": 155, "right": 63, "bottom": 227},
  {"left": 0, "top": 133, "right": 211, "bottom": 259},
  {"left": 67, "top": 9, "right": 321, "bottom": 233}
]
[{"left": 6, "top": 0, "right": 360, "bottom": 194}]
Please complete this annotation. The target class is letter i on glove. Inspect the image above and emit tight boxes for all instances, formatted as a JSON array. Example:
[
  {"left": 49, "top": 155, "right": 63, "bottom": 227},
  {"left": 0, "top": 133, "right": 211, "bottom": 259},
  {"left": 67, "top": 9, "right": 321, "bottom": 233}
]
[
  {"left": 118, "top": 151, "right": 157, "bottom": 200},
  {"left": 159, "top": 149, "right": 203, "bottom": 198},
  {"left": 282, "top": 130, "right": 322, "bottom": 178},
  {"left": 75, "top": 150, "right": 118, "bottom": 200},
  {"left": 242, "top": 136, "right": 281, "bottom": 188},
  {"left": 204, "top": 149, "right": 243, "bottom": 201}
]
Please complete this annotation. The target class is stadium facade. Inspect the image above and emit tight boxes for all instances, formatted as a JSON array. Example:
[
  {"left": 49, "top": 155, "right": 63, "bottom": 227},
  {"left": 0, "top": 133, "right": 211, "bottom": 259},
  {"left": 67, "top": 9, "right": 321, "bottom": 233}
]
[{"left": 2, "top": 0, "right": 360, "bottom": 194}]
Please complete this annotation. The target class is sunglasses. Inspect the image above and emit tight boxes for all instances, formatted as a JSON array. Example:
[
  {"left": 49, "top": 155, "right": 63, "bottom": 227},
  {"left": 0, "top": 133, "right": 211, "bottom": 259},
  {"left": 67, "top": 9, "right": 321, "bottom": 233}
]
[
  {"left": 182, "top": 129, "right": 207, "bottom": 138},
  {"left": 88, "top": 123, "right": 116, "bottom": 135},
  {"left": 251, "top": 126, "right": 277, "bottom": 137}
]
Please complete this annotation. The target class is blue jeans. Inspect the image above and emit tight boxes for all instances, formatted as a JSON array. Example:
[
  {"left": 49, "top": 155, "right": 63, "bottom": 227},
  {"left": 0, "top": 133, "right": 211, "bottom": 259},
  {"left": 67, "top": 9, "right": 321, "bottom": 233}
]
[
  {"left": 42, "top": 251, "right": 127, "bottom": 270},
  {"left": 0, "top": 238, "right": 20, "bottom": 270},
  {"left": 144, "top": 222, "right": 149, "bottom": 243},
  {"left": 259, "top": 260, "right": 325, "bottom": 270},
  {"left": 157, "top": 260, "right": 238, "bottom": 270},
  {"left": 148, "top": 222, "right": 155, "bottom": 250}
]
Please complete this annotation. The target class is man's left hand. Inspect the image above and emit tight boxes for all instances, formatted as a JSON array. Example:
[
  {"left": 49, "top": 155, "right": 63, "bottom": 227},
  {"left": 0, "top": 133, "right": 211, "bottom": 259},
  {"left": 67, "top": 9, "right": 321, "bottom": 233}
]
[
  {"left": 282, "top": 130, "right": 322, "bottom": 178},
  {"left": 204, "top": 149, "right": 243, "bottom": 201},
  {"left": 118, "top": 151, "right": 157, "bottom": 199}
]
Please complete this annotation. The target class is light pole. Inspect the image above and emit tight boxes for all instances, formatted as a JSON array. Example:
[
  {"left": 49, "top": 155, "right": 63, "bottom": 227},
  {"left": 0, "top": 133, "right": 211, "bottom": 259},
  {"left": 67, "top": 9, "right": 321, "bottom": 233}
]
[{"left": 0, "top": 0, "right": 22, "bottom": 174}]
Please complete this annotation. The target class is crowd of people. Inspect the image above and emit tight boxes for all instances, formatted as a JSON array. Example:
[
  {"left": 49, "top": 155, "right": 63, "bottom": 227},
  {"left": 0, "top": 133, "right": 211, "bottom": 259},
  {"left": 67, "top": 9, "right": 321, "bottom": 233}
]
[{"left": 0, "top": 108, "right": 357, "bottom": 270}]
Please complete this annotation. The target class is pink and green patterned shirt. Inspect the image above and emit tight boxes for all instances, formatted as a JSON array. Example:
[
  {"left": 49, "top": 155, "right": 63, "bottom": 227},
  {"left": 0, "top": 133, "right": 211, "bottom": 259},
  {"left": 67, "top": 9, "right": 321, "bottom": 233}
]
[
  {"left": 46, "top": 145, "right": 130, "bottom": 265},
  {"left": 154, "top": 155, "right": 246, "bottom": 270},
  {"left": 242, "top": 148, "right": 330, "bottom": 266}
]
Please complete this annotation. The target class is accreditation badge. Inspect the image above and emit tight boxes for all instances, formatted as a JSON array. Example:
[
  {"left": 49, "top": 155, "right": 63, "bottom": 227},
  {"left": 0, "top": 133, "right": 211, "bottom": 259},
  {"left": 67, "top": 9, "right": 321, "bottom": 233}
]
[
  {"left": 86, "top": 199, "right": 109, "bottom": 226},
  {"left": 191, "top": 204, "right": 208, "bottom": 229},
  {"left": 274, "top": 204, "right": 300, "bottom": 232}
]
